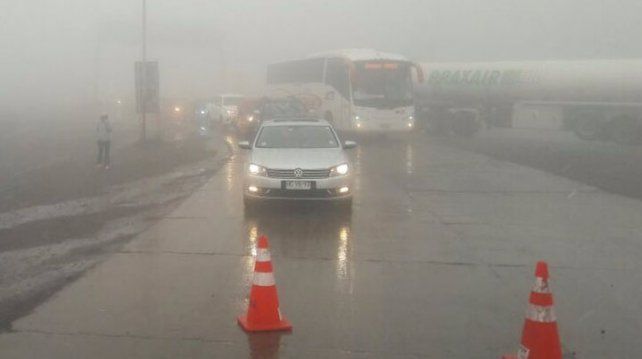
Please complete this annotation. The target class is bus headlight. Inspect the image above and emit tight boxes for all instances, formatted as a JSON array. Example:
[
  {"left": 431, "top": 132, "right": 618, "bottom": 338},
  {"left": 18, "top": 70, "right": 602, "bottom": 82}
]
[
  {"left": 408, "top": 115, "right": 415, "bottom": 128},
  {"left": 353, "top": 114, "right": 364, "bottom": 129}
]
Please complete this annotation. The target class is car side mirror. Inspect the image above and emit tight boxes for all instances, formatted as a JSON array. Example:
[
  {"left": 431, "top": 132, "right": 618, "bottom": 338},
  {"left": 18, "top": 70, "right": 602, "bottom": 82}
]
[
  {"left": 238, "top": 141, "right": 251, "bottom": 150},
  {"left": 343, "top": 140, "right": 357, "bottom": 149}
]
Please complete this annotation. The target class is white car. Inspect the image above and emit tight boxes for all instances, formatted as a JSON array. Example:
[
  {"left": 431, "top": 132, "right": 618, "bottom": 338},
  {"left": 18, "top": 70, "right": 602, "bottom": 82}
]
[{"left": 238, "top": 118, "right": 356, "bottom": 211}]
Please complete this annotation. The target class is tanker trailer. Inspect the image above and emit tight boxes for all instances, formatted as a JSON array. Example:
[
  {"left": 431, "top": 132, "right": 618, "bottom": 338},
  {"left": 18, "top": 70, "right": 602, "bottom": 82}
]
[{"left": 415, "top": 59, "right": 642, "bottom": 143}]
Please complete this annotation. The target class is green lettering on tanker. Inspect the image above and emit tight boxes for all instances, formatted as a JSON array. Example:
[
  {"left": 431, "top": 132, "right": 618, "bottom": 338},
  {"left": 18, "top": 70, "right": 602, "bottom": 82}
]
[
  {"left": 480, "top": 70, "right": 490, "bottom": 85},
  {"left": 469, "top": 71, "right": 481, "bottom": 84},
  {"left": 461, "top": 70, "right": 472, "bottom": 83},
  {"left": 427, "top": 69, "right": 523, "bottom": 86},
  {"left": 500, "top": 70, "right": 521, "bottom": 85},
  {"left": 487, "top": 71, "right": 501, "bottom": 85},
  {"left": 450, "top": 71, "right": 461, "bottom": 83}
]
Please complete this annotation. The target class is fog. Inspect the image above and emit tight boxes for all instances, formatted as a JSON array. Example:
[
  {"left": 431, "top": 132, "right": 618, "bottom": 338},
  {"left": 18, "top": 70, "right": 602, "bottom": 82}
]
[
  {"left": 2, "top": 0, "right": 642, "bottom": 117},
  {"left": 5, "top": 2, "right": 642, "bottom": 356}
]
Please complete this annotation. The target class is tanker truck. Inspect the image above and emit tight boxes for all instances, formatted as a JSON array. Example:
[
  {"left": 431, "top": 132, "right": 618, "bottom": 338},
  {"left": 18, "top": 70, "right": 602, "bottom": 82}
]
[{"left": 414, "top": 59, "right": 642, "bottom": 144}]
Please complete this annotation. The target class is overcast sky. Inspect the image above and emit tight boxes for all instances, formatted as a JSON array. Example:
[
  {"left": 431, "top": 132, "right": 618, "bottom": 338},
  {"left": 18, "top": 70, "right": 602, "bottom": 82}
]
[{"left": 1, "top": 0, "right": 641, "bottom": 114}]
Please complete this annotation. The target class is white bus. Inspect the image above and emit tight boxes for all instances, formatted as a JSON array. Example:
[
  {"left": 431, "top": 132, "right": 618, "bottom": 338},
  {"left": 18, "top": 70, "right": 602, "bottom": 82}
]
[{"left": 266, "top": 49, "right": 423, "bottom": 133}]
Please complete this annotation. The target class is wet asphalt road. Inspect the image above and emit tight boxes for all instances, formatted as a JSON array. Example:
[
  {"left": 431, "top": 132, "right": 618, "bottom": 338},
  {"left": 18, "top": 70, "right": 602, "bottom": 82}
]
[
  {"left": 1, "top": 131, "right": 642, "bottom": 358},
  {"left": 446, "top": 128, "right": 642, "bottom": 201}
]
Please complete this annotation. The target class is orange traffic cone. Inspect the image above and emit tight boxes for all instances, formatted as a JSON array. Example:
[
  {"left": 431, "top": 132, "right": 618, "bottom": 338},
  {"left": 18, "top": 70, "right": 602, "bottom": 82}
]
[
  {"left": 503, "top": 261, "right": 562, "bottom": 359},
  {"left": 238, "top": 235, "right": 292, "bottom": 332}
]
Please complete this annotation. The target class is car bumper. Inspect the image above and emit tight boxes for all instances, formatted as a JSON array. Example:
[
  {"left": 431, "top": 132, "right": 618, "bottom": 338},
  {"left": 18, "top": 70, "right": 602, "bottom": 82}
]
[
  {"left": 244, "top": 175, "right": 353, "bottom": 201},
  {"left": 354, "top": 120, "right": 415, "bottom": 132}
]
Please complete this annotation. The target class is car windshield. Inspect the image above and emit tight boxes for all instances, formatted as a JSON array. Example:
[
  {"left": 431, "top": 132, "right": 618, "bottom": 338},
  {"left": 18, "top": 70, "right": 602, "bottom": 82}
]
[{"left": 255, "top": 125, "right": 339, "bottom": 148}]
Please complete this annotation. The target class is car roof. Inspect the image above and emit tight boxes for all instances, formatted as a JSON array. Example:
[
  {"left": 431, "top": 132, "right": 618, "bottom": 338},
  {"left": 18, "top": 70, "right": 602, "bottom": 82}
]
[{"left": 260, "top": 118, "right": 331, "bottom": 127}]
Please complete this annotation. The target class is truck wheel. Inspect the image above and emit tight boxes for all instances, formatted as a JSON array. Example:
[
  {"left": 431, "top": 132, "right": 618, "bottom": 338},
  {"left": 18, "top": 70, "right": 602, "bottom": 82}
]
[
  {"left": 573, "top": 114, "right": 602, "bottom": 140},
  {"left": 610, "top": 115, "right": 640, "bottom": 145}
]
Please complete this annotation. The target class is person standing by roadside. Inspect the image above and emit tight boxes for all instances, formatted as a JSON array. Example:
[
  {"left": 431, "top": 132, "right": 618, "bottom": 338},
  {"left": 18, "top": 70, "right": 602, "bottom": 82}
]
[{"left": 96, "top": 114, "right": 112, "bottom": 169}]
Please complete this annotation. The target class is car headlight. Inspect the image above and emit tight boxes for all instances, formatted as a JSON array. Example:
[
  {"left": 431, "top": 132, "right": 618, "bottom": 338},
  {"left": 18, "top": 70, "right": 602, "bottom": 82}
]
[
  {"left": 248, "top": 163, "right": 267, "bottom": 176},
  {"left": 330, "top": 163, "right": 349, "bottom": 176},
  {"left": 247, "top": 115, "right": 254, "bottom": 122},
  {"left": 407, "top": 115, "right": 415, "bottom": 128}
]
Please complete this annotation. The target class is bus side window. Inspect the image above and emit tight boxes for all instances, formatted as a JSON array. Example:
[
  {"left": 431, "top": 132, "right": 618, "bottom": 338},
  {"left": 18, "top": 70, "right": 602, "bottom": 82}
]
[{"left": 325, "top": 59, "right": 351, "bottom": 99}]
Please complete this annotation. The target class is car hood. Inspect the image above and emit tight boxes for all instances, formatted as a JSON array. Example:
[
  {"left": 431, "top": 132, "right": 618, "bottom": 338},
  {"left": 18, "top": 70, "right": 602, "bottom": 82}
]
[{"left": 250, "top": 148, "right": 347, "bottom": 169}]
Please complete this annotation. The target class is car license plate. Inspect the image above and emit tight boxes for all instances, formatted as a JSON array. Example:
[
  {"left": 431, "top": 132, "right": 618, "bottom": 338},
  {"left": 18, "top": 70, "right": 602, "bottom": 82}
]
[{"left": 284, "top": 181, "right": 312, "bottom": 190}]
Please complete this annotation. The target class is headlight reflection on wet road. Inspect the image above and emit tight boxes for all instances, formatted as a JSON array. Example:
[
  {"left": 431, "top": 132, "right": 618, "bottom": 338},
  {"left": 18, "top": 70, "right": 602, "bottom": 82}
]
[
  {"left": 406, "top": 142, "right": 414, "bottom": 175},
  {"left": 243, "top": 224, "right": 259, "bottom": 283},
  {"left": 336, "top": 225, "right": 352, "bottom": 286}
]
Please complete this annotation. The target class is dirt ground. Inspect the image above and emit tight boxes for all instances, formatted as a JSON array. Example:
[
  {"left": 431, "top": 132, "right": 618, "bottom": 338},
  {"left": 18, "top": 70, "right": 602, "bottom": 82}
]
[
  {"left": 0, "top": 138, "right": 217, "bottom": 212},
  {"left": 0, "top": 116, "right": 229, "bottom": 330}
]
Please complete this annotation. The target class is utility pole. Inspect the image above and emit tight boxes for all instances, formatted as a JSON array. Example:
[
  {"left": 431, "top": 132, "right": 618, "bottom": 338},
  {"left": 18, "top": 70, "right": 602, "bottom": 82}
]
[{"left": 140, "top": 0, "right": 147, "bottom": 141}]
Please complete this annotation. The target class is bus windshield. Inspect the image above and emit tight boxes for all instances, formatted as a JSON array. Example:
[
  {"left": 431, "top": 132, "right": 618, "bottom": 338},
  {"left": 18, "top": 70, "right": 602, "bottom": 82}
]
[{"left": 352, "top": 61, "right": 413, "bottom": 109}]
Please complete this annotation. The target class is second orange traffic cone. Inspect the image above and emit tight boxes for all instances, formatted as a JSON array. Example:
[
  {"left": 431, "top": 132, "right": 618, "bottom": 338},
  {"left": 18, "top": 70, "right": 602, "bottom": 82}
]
[
  {"left": 503, "top": 261, "right": 562, "bottom": 359},
  {"left": 238, "top": 235, "right": 292, "bottom": 332}
]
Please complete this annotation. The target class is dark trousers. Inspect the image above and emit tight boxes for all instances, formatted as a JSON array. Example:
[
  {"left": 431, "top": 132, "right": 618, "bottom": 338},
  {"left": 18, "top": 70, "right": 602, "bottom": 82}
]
[{"left": 97, "top": 140, "right": 111, "bottom": 166}]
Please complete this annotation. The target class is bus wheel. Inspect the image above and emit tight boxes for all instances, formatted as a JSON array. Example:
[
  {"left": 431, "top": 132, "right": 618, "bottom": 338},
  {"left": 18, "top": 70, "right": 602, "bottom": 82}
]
[
  {"left": 572, "top": 112, "right": 602, "bottom": 140},
  {"left": 610, "top": 115, "right": 641, "bottom": 145}
]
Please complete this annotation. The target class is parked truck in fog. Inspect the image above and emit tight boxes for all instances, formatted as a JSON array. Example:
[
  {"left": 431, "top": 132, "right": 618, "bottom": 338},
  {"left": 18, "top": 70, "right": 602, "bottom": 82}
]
[{"left": 415, "top": 59, "right": 642, "bottom": 144}]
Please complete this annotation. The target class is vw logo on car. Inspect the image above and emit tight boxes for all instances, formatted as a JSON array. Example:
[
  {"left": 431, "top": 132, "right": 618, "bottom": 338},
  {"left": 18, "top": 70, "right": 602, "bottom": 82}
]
[{"left": 294, "top": 168, "right": 303, "bottom": 178}]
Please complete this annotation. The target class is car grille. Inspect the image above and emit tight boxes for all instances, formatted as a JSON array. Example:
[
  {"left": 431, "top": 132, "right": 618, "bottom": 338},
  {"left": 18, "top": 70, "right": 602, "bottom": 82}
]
[
  {"left": 263, "top": 189, "right": 336, "bottom": 198},
  {"left": 266, "top": 168, "right": 331, "bottom": 179}
]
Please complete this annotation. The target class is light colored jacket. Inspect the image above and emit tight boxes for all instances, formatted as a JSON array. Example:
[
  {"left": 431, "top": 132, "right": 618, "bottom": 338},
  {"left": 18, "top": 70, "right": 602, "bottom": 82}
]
[{"left": 97, "top": 119, "right": 112, "bottom": 142}]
